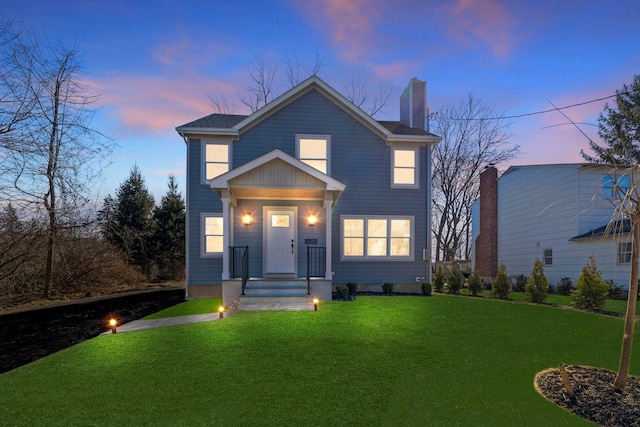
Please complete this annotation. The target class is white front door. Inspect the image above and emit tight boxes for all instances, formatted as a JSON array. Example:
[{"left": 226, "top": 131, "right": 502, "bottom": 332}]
[{"left": 264, "top": 207, "right": 297, "bottom": 276}]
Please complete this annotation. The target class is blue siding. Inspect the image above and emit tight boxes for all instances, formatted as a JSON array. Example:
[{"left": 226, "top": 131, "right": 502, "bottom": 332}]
[{"left": 186, "top": 88, "right": 430, "bottom": 286}]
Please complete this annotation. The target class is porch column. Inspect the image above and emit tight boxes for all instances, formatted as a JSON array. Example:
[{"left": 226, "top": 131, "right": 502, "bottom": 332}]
[
  {"left": 324, "top": 193, "right": 333, "bottom": 280},
  {"left": 220, "top": 190, "right": 236, "bottom": 280}
]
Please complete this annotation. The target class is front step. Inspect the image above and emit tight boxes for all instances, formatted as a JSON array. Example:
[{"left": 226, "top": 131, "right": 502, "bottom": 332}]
[
  {"left": 239, "top": 296, "right": 315, "bottom": 311},
  {"left": 239, "top": 279, "right": 314, "bottom": 311}
]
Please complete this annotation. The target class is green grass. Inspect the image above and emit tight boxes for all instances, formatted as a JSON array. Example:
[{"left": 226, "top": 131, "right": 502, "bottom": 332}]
[
  {"left": 1, "top": 295, "right": 639, "bottom": 426},
  {"left": 143, "top": 298, "right": 222, "bottom": 319},
  {"left": 470, "top": 290, "right": 639, "bottom": 315}
]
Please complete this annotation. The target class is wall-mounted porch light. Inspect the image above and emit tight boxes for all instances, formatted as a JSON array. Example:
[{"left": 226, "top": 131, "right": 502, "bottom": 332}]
[
  {"left": 109, "top": 318, "right": 117, "bottom": 334},
  {"left": 242, "top": 213, "right": 252, "bottom": 226},
  {"left": 308, "top": 214, "right": 317, "bottom": 226}
]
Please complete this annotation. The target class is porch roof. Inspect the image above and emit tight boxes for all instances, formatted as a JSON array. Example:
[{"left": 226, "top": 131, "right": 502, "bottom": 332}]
[{"left": 208, "top": 149, "right": 346, "bottom": 205}]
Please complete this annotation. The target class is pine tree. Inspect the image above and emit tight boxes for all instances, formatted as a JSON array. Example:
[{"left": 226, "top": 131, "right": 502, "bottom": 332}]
[
  {"left": 571, "top": 256, "right": 609, "bottom": 311},
  {"left": 524, "top": 259, "right": 549, "bottom": 303},
  {"left": 491, "top": 261, "right": 510, "bottom": 300},
  {"left": 152, "top": 175, "right": 185, "bottom": 280},
  {"left": 581, "top": 75, "right": 640, "bottom": 389},
  {"left": 101, "top": 166, "right": 155, "bottom": 275}
]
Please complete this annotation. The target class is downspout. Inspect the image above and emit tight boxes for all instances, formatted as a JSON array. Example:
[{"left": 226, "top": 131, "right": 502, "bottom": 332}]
[{"left": 181, "top": 130, "right": 190, "bottom": 300}]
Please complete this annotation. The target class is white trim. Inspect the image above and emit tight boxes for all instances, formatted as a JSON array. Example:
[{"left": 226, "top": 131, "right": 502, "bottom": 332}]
[
  {"left": 176, "top": 127, "right": 239, "bottom": 137},
  {"left": 201, "top": 140, "right": 232, "bottom": 184},
  {"left": 200, "top": 213, "right": 223, "bottom": 258},
  {"left": 296, "top": 134, "right": 331, "bottom": 175},
  {"left": 340, "top": 215, "right": 415, "bottom": 261},
  {"left": 391, "top": 146, "right": 420, "bottom": 189}
]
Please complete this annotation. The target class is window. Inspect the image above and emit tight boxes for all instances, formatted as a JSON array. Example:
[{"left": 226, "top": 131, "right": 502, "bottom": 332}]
[
  {"left": 341, "top": 216, "right": 413, "bottom": 260},
  {"left": 618, "top": 242, "right": 632, "bottom": 264},
  {"left": 392, "top": 147, "right": 419, "bottom": 188},
  {"left": 202, "top": 214, "right": 223, "bottom": 256},
  {"left": 603, "top": 175, "right": 629, "bottom": 199},
  {"left": 543, "top": 248, "right": 553, "bottom": 266},
  {"left": 203, "top": 142, "right": 230, "bottom": 181},
  {"left": 296, "top": 135, "right": 330, "bottom": 174}
]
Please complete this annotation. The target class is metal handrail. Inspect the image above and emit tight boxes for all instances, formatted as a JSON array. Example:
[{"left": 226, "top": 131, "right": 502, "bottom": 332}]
[
  {"left": 306, "top": 246, "right": 326, "bottom": 295},
  {"left": 230, "top": 246, "right": 249, "bottom": 295}
]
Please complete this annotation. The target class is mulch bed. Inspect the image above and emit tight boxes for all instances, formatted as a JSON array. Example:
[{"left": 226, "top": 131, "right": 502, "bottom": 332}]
[
  {"left": 0, "top": 287, "right": 184, "bottom": 374},
  {"left": 535, "top": 365, "right": 640, "bottom": 426}
]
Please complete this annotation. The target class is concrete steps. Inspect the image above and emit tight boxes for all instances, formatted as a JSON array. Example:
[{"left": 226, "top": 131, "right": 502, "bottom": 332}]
[{"left": 239, "top": 279, "right": 314, "bottom": 311}]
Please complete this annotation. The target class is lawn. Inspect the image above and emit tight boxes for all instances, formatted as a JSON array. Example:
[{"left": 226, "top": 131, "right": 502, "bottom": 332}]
[{"left": 1, "top": 295, "right": 638, "bottom": 426}]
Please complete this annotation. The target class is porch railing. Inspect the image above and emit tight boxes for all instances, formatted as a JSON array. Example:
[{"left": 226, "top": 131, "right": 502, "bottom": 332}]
[
  {"left": 306, "top": 246, "right": 326, "bottom": 295},
  {"left": 230, "top": 246, "right": 249, "bottom": 295}
]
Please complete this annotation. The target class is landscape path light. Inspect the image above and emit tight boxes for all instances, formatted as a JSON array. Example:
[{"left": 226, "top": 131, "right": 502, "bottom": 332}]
[{"left": 109, "top": 318, "right": 117, "bottom": 334}]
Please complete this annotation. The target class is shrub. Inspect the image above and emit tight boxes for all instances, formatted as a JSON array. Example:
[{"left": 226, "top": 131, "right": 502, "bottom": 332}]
[
  {"left": 447, "top": 274, "right": 462, "bottom": 295},
  {"left": 433, "top": 270, "right": 445, "bottom": 293},
  {"left": 556, "top": 277, "right": 573, "bottom": 295},
  {"left": 467, "top": 270, "right": 482, "bottom": 296},
  {"left": 524, "top": 259, "right": 549, "bottom": 303},
  {"left": 491, "top": 262, "right": 510, "bottom": 300},
  {"left": 335, "top": 286, "right": 349, "bottom": 300},
  {"left": 571, "top": 256, "right": 609, "bottom": 310},
  {"left": 513, "top": 274, "right": 527, "bottom": 292},
  {"left": 606, "top": 279, "right": 623, "bottom": 299},
  {"left": 346, "top": 282, "right": 357, "bottom": 295},
  {"left": 382, "top": 282, "right": 394, "bottom": 294},
  {"left": 421, "top": 282, "right": 432, "bottom": 296}
]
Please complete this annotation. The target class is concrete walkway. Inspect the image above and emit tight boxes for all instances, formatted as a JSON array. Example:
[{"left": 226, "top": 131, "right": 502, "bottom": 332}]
[{"left": 101, "top": 313, "right": 220, "bottom": 334}]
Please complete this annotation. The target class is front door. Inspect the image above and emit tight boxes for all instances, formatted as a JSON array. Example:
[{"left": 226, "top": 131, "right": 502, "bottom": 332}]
[{"left": 264, "top": 207, "right": 297, "bottom": 276}]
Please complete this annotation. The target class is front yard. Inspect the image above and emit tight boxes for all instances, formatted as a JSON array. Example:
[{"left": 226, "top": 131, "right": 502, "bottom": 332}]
[{"left": 1, "top": 295, "right": 637, "bottom": 425}]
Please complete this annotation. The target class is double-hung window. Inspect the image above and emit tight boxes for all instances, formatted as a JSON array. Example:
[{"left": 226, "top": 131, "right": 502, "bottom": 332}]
[
  {"left": 296, "top": 135, "right": 330, "bottom": 174},
  {"left": 543, "top": 248, "right": 553, "bottom": 266},
  {"left": 202, "top": 214, "right": 223, "bottom": 257},
  {"left": 392, "top": 147, "right": 419, "bottom": 188},
  {"left": 203, "top": 141, "right": 230, "bottom": 181},
  {"left": 342, "top": 216, "right": 413, "bottom": 260},
  {"left": 618, "top": 242, "right": 632, "bottom": 264},
  {"left": 603, "top": 175, "right": 629, "bottom": 199}
]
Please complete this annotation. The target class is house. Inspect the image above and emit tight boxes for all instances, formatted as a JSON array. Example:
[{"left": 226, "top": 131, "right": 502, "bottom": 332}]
[
  {"left": 176, "top": 76, "right": 440, "bottom": 304},
  {"left": 471, "top": 163, "right": 635, "bottom": 293}
]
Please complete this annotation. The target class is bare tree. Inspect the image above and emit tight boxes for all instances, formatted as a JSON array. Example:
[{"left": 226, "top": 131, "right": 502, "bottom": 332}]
[
  {"left": 209, "top": 94, "right": 236, "bottom": 114},
  {"left": 0, "top": 30, "right": 113, "bottom": 298},
  {"left": 238, "top": 55, "right": 279, "bottom": 113},
  {"left": 431, "top": 95, "right": 518, "bottom": 261},
  {"left": 284, "top": 51, "right": 327, "bottom": 88},
  {"left": 343, "top": 76, "right": 391, "bottom": 117}
]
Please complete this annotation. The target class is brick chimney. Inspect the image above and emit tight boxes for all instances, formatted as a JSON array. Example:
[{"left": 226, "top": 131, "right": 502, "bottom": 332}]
[
  {"left": 400, "top": 78, "right": 426, "bottom": 130},
  {"left": 475, "top": 165, "right": 498, "bottom": 279}
]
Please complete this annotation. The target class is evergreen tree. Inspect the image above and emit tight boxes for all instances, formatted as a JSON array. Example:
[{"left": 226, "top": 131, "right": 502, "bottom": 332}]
[
  {"left": 524, "top": 259, "right": 549, "bottom": 303},
  {"left": 491, "top": 261, "right": 510, "bottom": 300},
  {"left": 580, "top": 75, "right": 640, "bottom": 389},
  {"left": 101, "top": 166, "right": 155, "bottom": 275},
  {"left": 571, "top": 256, "right": 609, "bottom": 311},
  {"left": 153, "top": 175, "right": 185, "bottom": 280}
]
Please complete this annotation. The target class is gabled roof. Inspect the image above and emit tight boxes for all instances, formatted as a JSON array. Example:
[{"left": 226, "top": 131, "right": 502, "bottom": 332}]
[
  {"left": 176, "top": 75, "right": 440, "bottom": 146},
  {"left": 570, "top": 218, "right": 630, "bottom": 241},
  {"left": 208, "top": 149, "right": 346, "bottom": 205}
]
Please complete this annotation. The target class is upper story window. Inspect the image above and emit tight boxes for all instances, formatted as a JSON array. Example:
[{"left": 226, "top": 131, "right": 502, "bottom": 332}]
[
  {"left": 392, "top": 147, "right": 419, "bottom": 188},
  {"left": 296, "top": 135, "right": 330, "bottom": 174},
  {"left": 603, "top": 175, "right": 629, "bottom": 199},
  {"left": 203, "top": 141, "right": 231, "bottom": 182}
]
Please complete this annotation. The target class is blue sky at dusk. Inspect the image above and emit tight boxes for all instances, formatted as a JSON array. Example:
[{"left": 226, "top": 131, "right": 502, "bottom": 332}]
[{"left": 5, "top": 0, "right": 640, "bottom": 201}]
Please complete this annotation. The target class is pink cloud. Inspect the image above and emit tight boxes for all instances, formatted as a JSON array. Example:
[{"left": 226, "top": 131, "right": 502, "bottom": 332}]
[
  {"left": 89, "top": 73, "right": 241, "bottom": 136},
  {"left": 445, "top": 0, "right": 516, "bottom": 56}
]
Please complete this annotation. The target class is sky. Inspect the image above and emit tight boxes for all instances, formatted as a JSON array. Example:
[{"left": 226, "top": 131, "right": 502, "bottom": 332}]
[{"left": 4, "top": 0, "right": 640, "bottom": 203}]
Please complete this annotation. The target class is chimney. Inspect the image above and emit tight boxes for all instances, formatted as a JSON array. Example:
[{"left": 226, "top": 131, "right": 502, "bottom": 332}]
[
  {"left": 400, "top": 78, "right": 426, "bottom": 130},
  {"left": 475, "top": 165, "right": 498, "bottom": 279}
]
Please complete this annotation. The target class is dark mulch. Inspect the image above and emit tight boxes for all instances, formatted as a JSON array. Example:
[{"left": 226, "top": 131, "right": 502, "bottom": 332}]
[
  {"left": 0, "top": 288, "right": 185, "bottom": 374},
  {"left": 535, "top": 365, "right": 640, "bottom": 426}
]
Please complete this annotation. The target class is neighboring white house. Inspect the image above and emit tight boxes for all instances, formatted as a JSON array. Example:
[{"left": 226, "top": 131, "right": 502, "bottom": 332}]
[{"left": 471, "top": 163, "right": 635, "bottom": 291}]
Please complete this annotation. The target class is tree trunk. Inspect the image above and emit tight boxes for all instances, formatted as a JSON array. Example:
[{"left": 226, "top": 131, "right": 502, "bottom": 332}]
[{"left": 614, "top": 216, "right": 640, "bottom": 389}]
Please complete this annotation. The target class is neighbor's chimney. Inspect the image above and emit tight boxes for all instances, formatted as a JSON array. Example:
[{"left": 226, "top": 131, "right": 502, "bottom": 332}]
[
  {"left": 475, "top": 165, "right": 498, "bottom": 279},
  {"left": 400, "top": 78, "right": 426, "bottom": 130}
]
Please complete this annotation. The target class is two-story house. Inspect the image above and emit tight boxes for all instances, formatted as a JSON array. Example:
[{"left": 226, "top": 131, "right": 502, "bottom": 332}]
[
  {"left": 472, "top": 163, "right": 634, "bottom": 293},
  {"left": 176, "top": 76, "right": 440, "bottom": 305}
]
